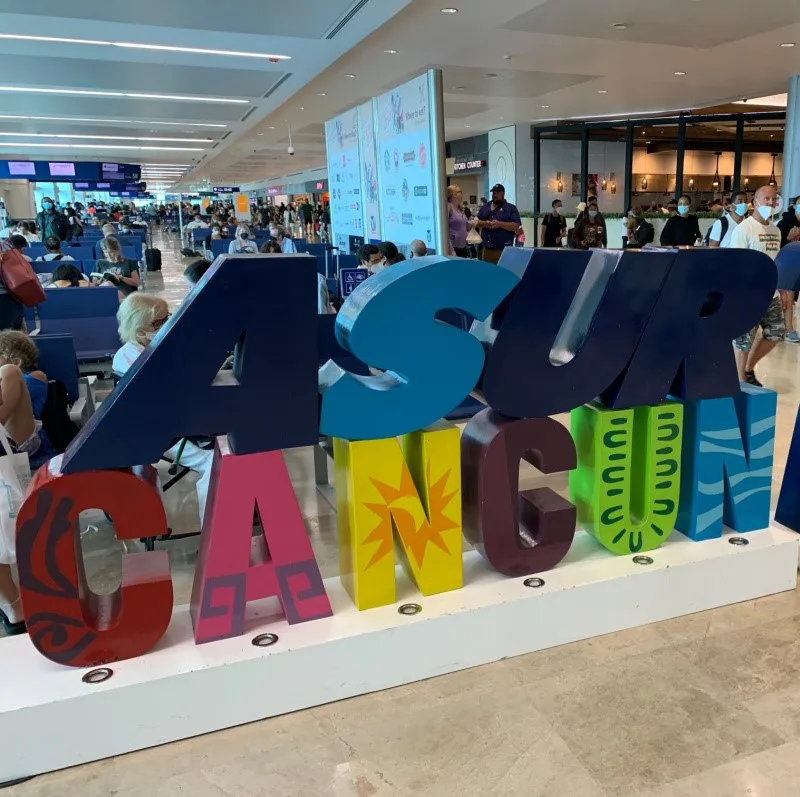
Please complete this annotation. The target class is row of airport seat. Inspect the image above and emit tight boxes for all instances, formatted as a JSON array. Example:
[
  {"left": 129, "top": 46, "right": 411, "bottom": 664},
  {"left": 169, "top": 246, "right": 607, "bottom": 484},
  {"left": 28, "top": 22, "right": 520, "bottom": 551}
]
[{"left": 26, "top": 241, "right": 141, "bottom": 260}]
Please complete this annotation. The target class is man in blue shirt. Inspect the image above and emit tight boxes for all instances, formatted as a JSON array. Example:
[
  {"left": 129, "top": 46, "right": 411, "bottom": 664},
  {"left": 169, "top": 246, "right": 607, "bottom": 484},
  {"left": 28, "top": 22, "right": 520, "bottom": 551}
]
[{"left": 475, "top": 184, "right": 521, "bottom": 264}]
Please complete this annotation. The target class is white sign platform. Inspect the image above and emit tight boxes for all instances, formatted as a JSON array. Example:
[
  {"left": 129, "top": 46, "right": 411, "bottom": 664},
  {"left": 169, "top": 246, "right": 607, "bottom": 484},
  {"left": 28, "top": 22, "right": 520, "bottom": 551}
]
[{"left": 1, "top": 525, "right": 797, "bottom": 784}]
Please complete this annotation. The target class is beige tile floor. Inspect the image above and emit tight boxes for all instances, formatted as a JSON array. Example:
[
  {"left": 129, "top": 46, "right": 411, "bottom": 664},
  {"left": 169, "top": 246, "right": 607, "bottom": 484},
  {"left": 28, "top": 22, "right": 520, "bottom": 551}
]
[{"left": 6, "top": 230, "right": 800, "bottom": 796}]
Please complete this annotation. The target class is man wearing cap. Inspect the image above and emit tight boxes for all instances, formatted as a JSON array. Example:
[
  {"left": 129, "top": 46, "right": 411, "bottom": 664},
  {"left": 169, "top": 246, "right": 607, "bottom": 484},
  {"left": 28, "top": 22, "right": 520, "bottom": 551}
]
[{"left": 475, "top": 184, "right": 521, "bottom": 264}]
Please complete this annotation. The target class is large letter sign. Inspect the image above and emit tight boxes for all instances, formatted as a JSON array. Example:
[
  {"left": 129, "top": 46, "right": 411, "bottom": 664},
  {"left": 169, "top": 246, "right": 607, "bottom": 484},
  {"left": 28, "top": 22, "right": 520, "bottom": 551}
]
[{"left": 12, "top": 247, "right": 784, "bottom": 667}]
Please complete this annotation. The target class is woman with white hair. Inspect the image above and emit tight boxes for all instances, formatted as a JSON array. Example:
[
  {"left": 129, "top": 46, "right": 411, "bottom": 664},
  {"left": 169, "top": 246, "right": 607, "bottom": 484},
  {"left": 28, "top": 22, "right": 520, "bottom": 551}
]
[
  {"left": 112, "top": 293, "right": 212, "bottom": 523},
  {"left": 228, "top": 224, "right": 258, "bottom": 254},
  {"left": 101, "top": 222, "right": 116, "bottom": 238}
]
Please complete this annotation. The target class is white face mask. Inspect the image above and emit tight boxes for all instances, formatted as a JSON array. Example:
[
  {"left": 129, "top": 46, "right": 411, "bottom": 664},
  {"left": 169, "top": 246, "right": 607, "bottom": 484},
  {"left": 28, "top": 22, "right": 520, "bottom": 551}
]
[{"left": 757, "top": 204, "right": 774, "bottom": 221}]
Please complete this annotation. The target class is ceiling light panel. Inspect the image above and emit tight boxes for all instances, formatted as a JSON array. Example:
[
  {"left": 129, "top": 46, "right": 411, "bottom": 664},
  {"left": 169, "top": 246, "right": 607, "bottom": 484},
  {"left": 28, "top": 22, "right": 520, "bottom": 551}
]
[
  {"left": 0, "top": 86, "right": 248, "bottom": 104},
  {"left": 0, "top": 132, "right": 212, "bottom": 143},
  {"left": 0, "top": 115, "right": 226, "bottom": 128},
  {"left": 0, "top": 33, "right": 290, "bottom": 60},
  {"left": 0, "top": 142, "right": 204, "bottom": 151}
]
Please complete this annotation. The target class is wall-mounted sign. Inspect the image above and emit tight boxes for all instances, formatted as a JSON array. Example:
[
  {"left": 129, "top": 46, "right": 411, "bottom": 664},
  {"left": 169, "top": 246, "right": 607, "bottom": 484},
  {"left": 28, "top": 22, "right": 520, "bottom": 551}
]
[
  {"left": 213, "top": 186, "right": 240, "bottom": 193},
  {"left": 304, "top": 179, "right": 328, "bottom": 192},
  {"left": 453, "top": 158, "right": 486, "bottom": 173},
  {"left": 266, "top": 186, "right": 284, "bottom": 196}
]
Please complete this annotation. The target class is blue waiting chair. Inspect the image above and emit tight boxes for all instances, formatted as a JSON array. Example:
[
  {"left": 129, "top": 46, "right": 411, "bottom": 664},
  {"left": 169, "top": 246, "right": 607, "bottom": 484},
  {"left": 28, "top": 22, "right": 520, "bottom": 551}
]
[{"left": 26, "top": 288, "right": 121, "bottom": 362}]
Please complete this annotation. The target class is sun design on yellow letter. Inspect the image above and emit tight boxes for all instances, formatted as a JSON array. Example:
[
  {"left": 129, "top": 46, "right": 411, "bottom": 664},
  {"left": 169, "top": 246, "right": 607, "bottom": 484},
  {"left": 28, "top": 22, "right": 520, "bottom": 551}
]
[{"left": 362, "top": 466, "right": 459, "bottom": 569}]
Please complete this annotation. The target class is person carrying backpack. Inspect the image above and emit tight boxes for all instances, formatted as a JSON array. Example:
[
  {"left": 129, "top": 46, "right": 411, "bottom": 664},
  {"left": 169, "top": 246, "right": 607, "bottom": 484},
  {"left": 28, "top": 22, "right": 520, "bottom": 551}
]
[
  {"left": 707, "top": 193, "right": 747, "bottom": 248},
  {"left": 625, "top": 207, "right": 655, "bottom": 248},
  {"left": 36, "top": 197, "right": 69, "bottom": 242}
]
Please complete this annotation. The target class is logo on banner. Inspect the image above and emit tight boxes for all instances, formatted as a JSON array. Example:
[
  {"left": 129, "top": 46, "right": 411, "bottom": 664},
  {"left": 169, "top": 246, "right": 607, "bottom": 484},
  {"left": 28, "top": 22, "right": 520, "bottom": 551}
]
[
  {"left": 403, "top": 150, "right": 416, "bottom": 165},
  {"left": 419, "top": 144, "right": 427, "bottom": 167},
  {"left": 414, "top": 186, "right": 428, "bottom": 197},
  {"left": 402, "top": 179, "right": 410, "bottom": 202}
]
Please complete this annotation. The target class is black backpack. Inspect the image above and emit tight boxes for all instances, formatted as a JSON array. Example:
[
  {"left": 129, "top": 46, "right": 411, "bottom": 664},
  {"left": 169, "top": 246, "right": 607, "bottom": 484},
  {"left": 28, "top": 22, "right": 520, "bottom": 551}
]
[
  {"left": 635, "top": 219, "right": 655, "bottom": 246},
  {"left": 41, "top": 380, "right": 79, "bottom": 453},
  {"left": 704, "top": 215, "right": 728, "bottom": 246}
]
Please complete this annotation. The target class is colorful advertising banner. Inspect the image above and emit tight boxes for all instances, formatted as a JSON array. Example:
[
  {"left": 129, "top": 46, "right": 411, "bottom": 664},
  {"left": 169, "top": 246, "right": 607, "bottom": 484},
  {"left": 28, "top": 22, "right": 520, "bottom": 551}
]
[
  {"left": 375, "top": 73, "right": 438, "bottom": 252},
  {"left": 325, "top": 107, "right": 363, "bottom": 254},
  {"left": 358, "top": 100, "right": 382, "bottom": 244}
]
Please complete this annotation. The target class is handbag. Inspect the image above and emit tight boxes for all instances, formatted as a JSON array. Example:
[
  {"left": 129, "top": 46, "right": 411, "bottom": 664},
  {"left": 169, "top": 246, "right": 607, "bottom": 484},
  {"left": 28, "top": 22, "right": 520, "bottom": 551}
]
[
  {"left": 0, "top": 424, "right": 32, "bottom": 565},
  {"left": 0, "top": 247, "right": 46, "bottom": 307}
]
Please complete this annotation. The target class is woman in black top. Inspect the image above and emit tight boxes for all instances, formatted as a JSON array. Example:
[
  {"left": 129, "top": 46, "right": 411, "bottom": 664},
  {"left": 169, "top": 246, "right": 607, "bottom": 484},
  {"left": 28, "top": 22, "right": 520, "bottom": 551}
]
[{"left": 660, "top": 196, "right": 702, "bottom": 247}]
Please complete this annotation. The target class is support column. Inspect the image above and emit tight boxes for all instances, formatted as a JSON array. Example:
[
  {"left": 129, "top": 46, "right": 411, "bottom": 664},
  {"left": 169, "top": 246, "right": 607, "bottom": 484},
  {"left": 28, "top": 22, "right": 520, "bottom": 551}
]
[{"left": 782, "top": 75, "right": 800, "bottom": 200}]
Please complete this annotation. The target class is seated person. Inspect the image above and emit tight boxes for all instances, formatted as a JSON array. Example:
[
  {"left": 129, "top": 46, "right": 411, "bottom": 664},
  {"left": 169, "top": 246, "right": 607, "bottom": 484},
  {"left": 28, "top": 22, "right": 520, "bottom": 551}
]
[
  {"left": 8, "top": 234, "right": 32, "bottom": 262},
  {"left": 94, "top": 236, "right": 140, "bottom": 298},
  {"left": 102, "top": 223, "right": 117, "bottom": 238},
  {"left": 112, "top": 294, "right": 212, "bottom": 523},
  {"left": 358, "top": 243, "right": 383, "bottom": 274},
  {"left": 377, "top": 241, "right": 404, "bottom": 269},
  {"left": 210, "top": 225, "right": 223, "bottom": 240},
  {"left": 273, "top": 226, "right": 296, "bottom": 254},
  {"left": 409, "top": 239, "right": 428, "bottom": 258},
  {"left": 183, "top": 258, "right": 212, "bottom": 287},
  {"left": 35, "top": 235, "right": 75, "bottom": 262},
  {"left": 49, "top": 263, "right": 90, "bottom": 288},
  {"left": 259, "top": 239, "right": 281, "bottom": 254},
  {"left": 0, "top": 331, "right": 55, "bottom": 636},
  {"left": 228, "top": 224, "right": 258, "bottom": 254},
  {"left": 16, "top": 221, "right": 39, "bottom": 243}
]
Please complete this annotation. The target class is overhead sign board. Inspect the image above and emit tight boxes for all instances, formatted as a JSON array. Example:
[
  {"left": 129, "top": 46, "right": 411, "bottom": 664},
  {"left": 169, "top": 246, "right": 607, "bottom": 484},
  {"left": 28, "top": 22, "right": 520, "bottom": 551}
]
[{"left": 453, "top": 158, "right": 486, "bottom": 172}]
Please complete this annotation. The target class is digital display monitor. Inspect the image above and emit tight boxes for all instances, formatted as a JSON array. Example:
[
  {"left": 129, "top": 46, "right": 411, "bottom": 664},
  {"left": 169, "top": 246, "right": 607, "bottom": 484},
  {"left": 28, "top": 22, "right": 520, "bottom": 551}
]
[
  {"left": 49, "top": 162, "right": 76, "bottom": 177},
  {"left": 8, "top": 162, "right": 35, "bottom": 176}
]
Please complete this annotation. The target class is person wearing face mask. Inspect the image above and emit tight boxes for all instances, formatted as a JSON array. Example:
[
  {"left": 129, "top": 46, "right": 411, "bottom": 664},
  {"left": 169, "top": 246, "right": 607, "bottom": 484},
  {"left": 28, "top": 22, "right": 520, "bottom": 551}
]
[
  {"left": 475, "top": 184, "right": 521, "bottom": 264},
  {"left": 36, "top": 196, "right": 68, "bottom": 243},
  {"left": 777, "top": 196, "right": 800, "bottom": 248},
  {"left": 541, "top": 199, "right": 568, "bottom": 247},
  {"left": 572, "top": 202, "right": 605, "bottom": 250},
  {"left": 228, "top": 224, "right": 258, "bottom": 254},
  {"left": 708, "top": 192, "right": 748, "bottom": 248},
  {"left": 731, "top": 184, "right": 786, "bottom": 384},
  {"left": 660, "top": 196, "right": 701, "bottom": 247}
]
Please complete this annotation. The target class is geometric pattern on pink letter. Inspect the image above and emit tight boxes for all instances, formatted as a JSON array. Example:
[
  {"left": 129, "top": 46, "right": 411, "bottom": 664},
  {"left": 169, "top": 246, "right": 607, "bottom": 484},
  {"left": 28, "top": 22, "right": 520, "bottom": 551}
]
[{"left": 190, "top": 437, "right": 332, "bottom": 645}]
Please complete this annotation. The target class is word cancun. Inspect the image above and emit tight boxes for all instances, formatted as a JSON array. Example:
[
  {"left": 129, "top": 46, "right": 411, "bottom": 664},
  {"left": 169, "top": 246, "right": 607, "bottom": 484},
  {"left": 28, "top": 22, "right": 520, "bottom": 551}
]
[{"left": 13, "top": 245, "right": 796, "bottom": 668}]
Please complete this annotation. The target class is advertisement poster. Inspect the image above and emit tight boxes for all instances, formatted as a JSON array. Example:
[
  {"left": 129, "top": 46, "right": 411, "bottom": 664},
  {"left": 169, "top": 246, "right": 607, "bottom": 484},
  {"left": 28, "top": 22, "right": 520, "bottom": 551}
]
[
  {"left": 358, "top": 101, "right": 382, "bottom": 244},
  {"left": 325, "top": 107, "right": 363, "bottom": 254},
  {"left": 376, "top": 73, "right": 437, "bottom": 253}
]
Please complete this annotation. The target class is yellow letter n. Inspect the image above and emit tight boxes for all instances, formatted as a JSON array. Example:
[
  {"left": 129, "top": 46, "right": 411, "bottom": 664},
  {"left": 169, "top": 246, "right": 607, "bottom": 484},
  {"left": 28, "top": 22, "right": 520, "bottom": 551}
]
[{"left": 333, "top": 422, "right": 463, "bottom": 610}]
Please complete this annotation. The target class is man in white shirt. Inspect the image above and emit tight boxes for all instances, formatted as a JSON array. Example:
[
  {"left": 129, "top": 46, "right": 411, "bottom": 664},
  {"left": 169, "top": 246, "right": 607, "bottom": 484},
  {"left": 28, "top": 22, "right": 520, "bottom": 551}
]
[
  {"left": 35, "top": 236, "right": 75, "bottom": 262},
  {"left": 184, "top": 214, "right": 209, "bottom": 244},
  {"left": 708, "top": 192, "right": 748, "bottom": 248},
  {"left": 730, "top": 184, "right": 784, "bottom": 386}
]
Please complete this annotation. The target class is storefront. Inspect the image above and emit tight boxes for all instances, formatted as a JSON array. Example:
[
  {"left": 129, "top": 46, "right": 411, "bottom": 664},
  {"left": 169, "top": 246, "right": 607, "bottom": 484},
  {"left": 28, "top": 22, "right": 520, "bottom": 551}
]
[{"left": 446, "top": 157, "right": 487, "bottom": 208}]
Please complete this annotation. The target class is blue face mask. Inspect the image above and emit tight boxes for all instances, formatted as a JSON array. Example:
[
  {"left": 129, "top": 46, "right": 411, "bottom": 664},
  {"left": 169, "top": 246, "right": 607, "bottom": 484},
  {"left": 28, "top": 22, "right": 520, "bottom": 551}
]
[
  {"left": 735, "top": 202, "right": 748, "bottom": 216},
  {"left": 588, "top": 210, "right": 598, "bottom": 218},
  {"left": 677, "top": 205, "right": 690, "bottom": 215},
  {"left": 42, "top": 202, "right": 53, "bottom": 211}
]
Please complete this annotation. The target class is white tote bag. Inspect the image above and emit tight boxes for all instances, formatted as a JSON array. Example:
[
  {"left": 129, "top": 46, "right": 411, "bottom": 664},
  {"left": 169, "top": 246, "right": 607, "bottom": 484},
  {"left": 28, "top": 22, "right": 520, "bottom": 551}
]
[{"left": 0, "top": 425, "right": 32, "bottom": 565}]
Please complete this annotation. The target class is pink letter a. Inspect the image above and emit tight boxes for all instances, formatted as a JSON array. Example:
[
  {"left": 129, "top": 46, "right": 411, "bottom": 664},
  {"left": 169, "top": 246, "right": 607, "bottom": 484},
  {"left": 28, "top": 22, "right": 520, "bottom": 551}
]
[{"left": 190, "top": 438, "right": 332, "bottom": 644}]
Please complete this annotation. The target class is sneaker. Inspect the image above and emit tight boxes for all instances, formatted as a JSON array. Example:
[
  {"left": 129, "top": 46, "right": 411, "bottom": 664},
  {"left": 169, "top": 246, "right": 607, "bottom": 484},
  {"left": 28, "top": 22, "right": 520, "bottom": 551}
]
[
  {"left": 786, "top": 331, "right": 800, "bottom": 343},
  {"left": 745, "top": 371, "right": 763, "bottom": 387}
]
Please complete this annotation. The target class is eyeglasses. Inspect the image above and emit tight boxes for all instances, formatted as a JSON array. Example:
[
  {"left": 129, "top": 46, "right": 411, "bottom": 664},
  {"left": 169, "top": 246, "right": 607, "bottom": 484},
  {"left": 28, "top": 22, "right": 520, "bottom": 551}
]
[{"left": 152, "top": 313, "right": 171, "bottom": 330}]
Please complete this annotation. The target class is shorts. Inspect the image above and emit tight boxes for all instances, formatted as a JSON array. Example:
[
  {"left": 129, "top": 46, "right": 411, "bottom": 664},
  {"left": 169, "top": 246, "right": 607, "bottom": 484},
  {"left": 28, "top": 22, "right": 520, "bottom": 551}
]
[{"left": 734, "top": 295, "right": 785, "bottom": 352}]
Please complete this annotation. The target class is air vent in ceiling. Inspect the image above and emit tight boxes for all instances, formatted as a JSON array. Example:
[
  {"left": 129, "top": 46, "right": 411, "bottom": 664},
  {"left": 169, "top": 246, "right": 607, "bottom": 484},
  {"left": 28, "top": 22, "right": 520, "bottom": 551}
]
[
  {"left": 239, "top": 107, "right": 258, "bottom": 124},
  {"left": 262, "top": 73, "right": 292, "bottom": 100},
  {"left": 326, "top": 0, "right": 370, "bottom": 39}
]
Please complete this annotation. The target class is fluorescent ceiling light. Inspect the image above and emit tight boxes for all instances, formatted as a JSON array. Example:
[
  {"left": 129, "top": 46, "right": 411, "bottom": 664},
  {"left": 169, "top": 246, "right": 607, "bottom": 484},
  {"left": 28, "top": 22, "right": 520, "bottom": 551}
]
[
  {"left": 0, "top": 33, "right": 290, "bottom": 60},
  {"left": 0, "top": 132, "right": 212, "bottom": 143},
  {"left": 0, "top": 114, "right": 226, "bottom": 128},
  {"left": 0, "top": 142, "right": 204, "bottom": 151},
  {"left": 0, "top": 86, "right": 248, "bottom": 104}
]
